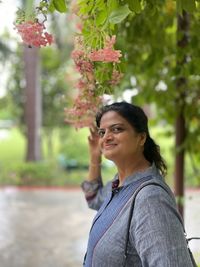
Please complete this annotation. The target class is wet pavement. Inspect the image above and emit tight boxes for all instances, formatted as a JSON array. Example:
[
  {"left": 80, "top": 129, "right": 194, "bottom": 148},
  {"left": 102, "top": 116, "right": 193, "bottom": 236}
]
[{"left": 0, "top": 187, "right": 199, "bottom": 267}]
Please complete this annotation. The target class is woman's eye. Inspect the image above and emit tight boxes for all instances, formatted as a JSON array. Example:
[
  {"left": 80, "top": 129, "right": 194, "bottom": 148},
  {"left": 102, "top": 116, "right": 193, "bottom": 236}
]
[
  {"left": 98, "top": 130, "right": 105, "bottom": 137},
  {"left": 112, "top": 127, "right": 123, "bottom": 133}
]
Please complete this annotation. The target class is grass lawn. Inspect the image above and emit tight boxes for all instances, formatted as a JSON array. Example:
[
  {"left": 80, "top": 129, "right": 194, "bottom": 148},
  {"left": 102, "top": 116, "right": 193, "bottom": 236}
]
[
  {"left": 0, "top": 128, "right": 25, "bottom": 164},
  {"left": 0, "top": 127, "right": 116, "bottom": 186}
]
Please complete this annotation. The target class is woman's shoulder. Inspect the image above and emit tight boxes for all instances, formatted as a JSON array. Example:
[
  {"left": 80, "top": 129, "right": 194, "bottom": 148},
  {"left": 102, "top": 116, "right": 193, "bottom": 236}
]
[{"left": 135, "top": 178, "right": 176, "bottom": 206}]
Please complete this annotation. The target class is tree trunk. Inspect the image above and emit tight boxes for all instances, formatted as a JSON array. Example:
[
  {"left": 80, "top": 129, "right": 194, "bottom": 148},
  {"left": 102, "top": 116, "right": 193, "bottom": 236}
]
[
  {"left": 24, "top": 45, "right": 42, "bottom": 161},
  {"left": 175, "top": 11, "right": 189, "bottom": 217},
  {"left": 175, "top": 112, "right": 185, "bottom": 216}
]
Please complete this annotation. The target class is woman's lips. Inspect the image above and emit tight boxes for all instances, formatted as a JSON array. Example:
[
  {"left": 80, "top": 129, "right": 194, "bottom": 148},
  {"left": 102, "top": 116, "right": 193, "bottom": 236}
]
[{"left": 103, "top": 143, "right": 117, "bottom": 150}]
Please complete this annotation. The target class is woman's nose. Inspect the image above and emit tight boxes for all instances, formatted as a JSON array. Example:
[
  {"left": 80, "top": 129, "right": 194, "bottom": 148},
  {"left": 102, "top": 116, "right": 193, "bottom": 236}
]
[{"left": 102, "top": 130, "right": 113, "bottom": 141}]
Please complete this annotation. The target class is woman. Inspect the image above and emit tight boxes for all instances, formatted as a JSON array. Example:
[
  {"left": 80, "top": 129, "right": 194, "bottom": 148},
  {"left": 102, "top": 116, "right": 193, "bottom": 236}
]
[{"left": 81, "top": 102, "right": 194, "bottom": 267}]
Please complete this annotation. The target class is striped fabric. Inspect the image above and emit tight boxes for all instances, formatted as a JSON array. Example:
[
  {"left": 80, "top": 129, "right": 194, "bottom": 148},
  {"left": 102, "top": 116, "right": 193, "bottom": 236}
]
[{"left": 84, "top": 175, "right": 153, "bottom": 267}]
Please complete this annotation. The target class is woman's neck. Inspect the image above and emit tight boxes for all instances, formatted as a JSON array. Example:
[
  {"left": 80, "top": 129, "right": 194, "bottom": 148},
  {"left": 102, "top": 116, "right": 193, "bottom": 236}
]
[{"left": 116, "top": 157, "right": 151, "bottom": 186}]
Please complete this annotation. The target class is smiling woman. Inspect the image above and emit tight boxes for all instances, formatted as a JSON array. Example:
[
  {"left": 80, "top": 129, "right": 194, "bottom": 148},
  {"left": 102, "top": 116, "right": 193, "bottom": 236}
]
[
  {"left": 80, "top": 101, "right": 195, "bottom": 267},
  {"left": 97, "top": 111, "right": 147, "bottom": 177}
]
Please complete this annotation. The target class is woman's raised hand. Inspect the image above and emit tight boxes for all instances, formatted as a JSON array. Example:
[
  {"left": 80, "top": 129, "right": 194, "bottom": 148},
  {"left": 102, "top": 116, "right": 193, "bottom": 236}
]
[{"left": 88, "top": 125, "right": 102, "bottom": 164}]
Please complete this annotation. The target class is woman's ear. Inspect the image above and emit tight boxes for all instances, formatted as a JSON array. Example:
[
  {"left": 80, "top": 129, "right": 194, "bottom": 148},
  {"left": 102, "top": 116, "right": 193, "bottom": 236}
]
[{"left": 140, "top": 133, "right": 147, "bottom": 146}]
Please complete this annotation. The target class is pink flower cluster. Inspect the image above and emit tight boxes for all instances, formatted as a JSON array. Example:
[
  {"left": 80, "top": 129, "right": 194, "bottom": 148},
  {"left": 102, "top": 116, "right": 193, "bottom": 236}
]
[
  {"left": 64, "top": 35, "right": 123, "bottom": 128},
  {"left": 15, "top": 21, "right": 53, "bottom": 47},
  {"left": 64, "top": 37, "right": 102, "bottom": 128},
  {"left": 71, "top": 39, "right": 94, "bottom": 76},
  {"left": 64, "top": 94, "right": 102, "bottom": 128},
  {"left": 89, "top": 36, "right": 122, "bottom": 63}
]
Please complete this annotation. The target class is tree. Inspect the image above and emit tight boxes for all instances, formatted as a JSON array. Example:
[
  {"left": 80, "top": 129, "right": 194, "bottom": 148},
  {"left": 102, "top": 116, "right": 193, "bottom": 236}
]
[
  {"left": 14, "top": 0, "right": 43, "bottom": 161},
  {"left": 24, "top": 45, "right": 42, "bottom": 161},
  {"left": 6, "top": 42, "right": 70, "bottom": 157}
]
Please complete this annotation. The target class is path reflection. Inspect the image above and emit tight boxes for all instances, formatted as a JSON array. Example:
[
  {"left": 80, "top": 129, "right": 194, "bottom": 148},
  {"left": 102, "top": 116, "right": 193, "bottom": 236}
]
[
  {"left": 0, "top": 187, "right": 94, "bottom": 267},
  {"left": 0, "top": 187, "right": 199, "bottom": 267}
]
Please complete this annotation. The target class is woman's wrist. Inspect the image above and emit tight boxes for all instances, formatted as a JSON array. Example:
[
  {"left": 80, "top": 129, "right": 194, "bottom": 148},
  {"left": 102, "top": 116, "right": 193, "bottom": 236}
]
[
  {"left": 89, "top": 156, "right": 102, "bottom": 165},
  {"left": 89, "top": 161, "right": 102, "bottom": 167}
]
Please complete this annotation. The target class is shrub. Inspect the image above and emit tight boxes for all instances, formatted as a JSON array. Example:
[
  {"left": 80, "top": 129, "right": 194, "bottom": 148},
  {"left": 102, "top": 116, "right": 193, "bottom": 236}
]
[{"left": 0, "top": 162, "right": 61, "bottom": 186}]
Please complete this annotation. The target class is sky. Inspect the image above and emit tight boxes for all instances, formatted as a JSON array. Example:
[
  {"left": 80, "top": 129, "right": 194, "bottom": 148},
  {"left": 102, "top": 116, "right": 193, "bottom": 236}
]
[
  {"left": 0, "top": 0, "right": 19, "bottom": 98},
  {"left": 0, "top": 0, "right": 19, "bottom": 36}
]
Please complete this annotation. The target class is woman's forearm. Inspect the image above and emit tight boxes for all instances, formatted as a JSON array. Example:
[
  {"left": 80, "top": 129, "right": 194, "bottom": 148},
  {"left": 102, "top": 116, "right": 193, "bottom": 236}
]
[{"left": 87, "top": 159, "right": 102, "bottom": 181}]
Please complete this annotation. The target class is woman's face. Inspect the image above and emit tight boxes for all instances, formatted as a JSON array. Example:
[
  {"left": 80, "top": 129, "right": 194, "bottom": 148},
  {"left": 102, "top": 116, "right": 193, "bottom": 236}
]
[{"left": 98, "top": 111, "right": 146, "bottom": 162}]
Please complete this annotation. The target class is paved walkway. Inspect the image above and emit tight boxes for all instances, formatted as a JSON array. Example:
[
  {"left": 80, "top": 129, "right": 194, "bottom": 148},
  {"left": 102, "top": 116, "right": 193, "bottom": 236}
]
[{"left": 0, "top": 187, "right": 199, "bottom": 267}]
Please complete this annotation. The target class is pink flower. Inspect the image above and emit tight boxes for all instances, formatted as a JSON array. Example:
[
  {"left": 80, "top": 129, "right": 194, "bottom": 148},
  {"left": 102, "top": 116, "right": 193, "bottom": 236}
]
[
  {"left": 77, "top": 79, "right": 86, "bottom": 90},
  {"left": 104, "top": 35, "right": 116, "bottom": 49},
  {"left": 88, "top": 35, "right": 122, "bottom": 63},
  {"left": 44, "top": 32, "right": 53, "bottom": 45},
  {"left": 75, "top": 60, "right": 94, "bottom": 74},
  {"left": 71, "top": 49, "right": 84, "bottom": 60},
  {"left": 71, "top": 48, "right": 94, "bottom": 76},
  {"left": 64, "top": 92, "right": 102, "bottom": 128},
  {"left": 15, "top": 21, "right": 53, "bottom": 47},
  {"left": 75, "top": 22, "right": 83, "bottom": 32},
  {"left": 89, "top": 48, "right": 122, "bottom": 63},
  {"left": 109, "top": 70, "right": 123, "bottom": 86}
]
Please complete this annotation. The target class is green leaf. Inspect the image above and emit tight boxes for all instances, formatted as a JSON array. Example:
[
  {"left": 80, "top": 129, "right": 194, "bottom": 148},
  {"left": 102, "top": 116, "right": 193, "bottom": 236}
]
[
  {"left": 128, "top": 0, "right": 141, "bottom": 13},
  {"left": 108, "top": 5, "right": 132, "bottom": 24},
  {"left": 96, "top": 10, "right": 107, "bottom": 26},
  {"left": 48, "top": 0, "right": 56, "bottom": 13},
  {"left": 96, "top": 0, "right": 106, "bottom": 10},
  {"left": 53, "top": 0, "right": 67, "bottom": 13},
  {"left": 78, "top": 1, "right": 94, "bottom": 15},
  {"left": 107, "top": 0, "right": 119, "bottom": 13}
]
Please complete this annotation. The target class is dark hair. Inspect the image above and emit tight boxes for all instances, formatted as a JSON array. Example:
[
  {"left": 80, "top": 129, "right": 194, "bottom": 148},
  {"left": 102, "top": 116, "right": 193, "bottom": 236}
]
[{"left": 96, "top": 102, "right": 167, "bottom": 176}]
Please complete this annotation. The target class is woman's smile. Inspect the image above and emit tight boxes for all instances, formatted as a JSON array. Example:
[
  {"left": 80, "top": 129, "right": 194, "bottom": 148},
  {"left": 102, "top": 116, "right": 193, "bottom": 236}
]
[{"left": 103, "top": 143, "right": 117, "bottom": 150}]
